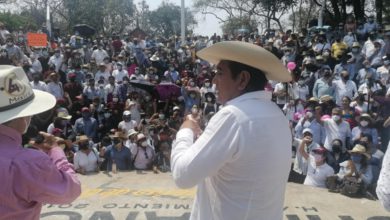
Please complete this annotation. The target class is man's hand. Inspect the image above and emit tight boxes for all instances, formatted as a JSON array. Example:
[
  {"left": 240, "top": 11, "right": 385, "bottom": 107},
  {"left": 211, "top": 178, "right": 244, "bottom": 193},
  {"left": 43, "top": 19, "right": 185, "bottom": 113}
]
[
  {"left": 180, "top": 118, "right": 202, "bottom": 138},
  {"left": 302, "top": 136, "right": 312, "bottom": 144}
]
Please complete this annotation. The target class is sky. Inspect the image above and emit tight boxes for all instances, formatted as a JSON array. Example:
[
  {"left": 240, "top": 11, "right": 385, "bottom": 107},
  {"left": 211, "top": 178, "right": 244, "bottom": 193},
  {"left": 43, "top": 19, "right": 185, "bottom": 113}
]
[{"left": 135, "top": 0, "right": 223, "bottom": 36}]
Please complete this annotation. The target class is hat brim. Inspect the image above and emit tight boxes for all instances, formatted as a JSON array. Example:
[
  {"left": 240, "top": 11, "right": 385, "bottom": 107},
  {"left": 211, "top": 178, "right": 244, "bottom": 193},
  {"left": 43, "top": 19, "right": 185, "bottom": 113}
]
[
  {"left": 197, "top": 41, "right": 292, "bottom": 82},
  {"left": 348, "top": 150, "right": 371, "bottom": 159},
  {"left": 0, "top": 89, "right": 56, "bottom": 124}
]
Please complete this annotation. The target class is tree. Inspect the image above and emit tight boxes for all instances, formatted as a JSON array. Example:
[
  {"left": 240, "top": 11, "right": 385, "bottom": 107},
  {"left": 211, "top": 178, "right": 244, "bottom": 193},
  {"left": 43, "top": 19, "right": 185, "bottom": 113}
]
[
  {"left": 193, "top": 0, "right": 297, "bottom": 32},
  {"left": 148, "top": 2, "right": 197, "bottom": 38},
  {"left": 221, "top": 16, "right": 257, "bottom": 36}
]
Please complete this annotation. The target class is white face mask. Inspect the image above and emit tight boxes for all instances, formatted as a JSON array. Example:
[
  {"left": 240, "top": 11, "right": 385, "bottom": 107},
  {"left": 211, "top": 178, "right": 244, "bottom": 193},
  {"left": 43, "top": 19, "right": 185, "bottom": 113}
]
[
  {"left": 204, "top": 83, "right": 210, "bottom": 87},
  {"left": 313, "top": 154, "right": 324, "bottom": 163},
  {"left": 141, "top": 141, "right": 148, "bottom": 147},
  {"left": 207, "top": 97, "right": 212, "bottom": 102},
  {"left": 104, "top": 113, "right": 111, "bottom": 118},
  {"left": 332, "top": 115, "right": 341, "bottom": 122},
  {"left": 360, "top": 120, "right": 369, "bottom": 127},
  {"left": 306, "top": 111, "right": 314, "bottom": 118},
  {"left": 113, "top": 98, "right": 118, "bottom": 102},
  {"left": 191, "top": 108, "right": 198, "bottom": 114}
]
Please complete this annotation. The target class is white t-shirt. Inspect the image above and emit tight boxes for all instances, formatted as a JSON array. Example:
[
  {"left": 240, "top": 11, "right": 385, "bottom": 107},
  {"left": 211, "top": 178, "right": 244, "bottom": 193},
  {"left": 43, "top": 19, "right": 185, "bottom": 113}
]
[
  {"left": 323, "top": 119, "right": 351, "bottom": 151},
  {"left": 304, "top": 156, "right": 335, "bottom": 188},
  {"left": 118, "top": 120, "right": 137, "bottom": 133},
  {"left": 73, "top": 150, "right": 99, "bottom": 172}
]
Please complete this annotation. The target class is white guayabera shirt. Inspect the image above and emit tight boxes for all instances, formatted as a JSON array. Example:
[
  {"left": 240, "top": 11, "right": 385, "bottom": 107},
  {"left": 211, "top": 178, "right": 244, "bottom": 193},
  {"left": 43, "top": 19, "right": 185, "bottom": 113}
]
[
  {"left": 377, "top": 141, "right": 390, "bottom": 211},
  {"left": 172, "top": 91, "right": 292, "bottom": 220}
]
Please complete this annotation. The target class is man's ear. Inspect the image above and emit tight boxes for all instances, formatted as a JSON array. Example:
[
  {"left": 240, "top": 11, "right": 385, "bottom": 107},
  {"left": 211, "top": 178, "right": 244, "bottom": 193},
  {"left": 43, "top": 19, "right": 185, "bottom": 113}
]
[{"left": 237, "top": 70, "right": 251, "bottom": 91}]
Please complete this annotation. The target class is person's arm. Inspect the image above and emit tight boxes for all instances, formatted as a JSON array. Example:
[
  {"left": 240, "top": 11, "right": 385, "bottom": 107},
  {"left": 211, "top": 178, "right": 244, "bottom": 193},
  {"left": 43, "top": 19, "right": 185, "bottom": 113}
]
[
  {"left": 171, "top": 108, "right": 239, "bottom": 189},
  {"left": 377, "top": 142, "right": 390, "bottom": 211},
  {"left": 17, "top": 132, "right": 81, "bottom": 204},
  {"left": 298, "top": 137, "right": 310, "bottom": 160},
  {"left": 360, "top": 165, "right": 373, "bottom": 186}
]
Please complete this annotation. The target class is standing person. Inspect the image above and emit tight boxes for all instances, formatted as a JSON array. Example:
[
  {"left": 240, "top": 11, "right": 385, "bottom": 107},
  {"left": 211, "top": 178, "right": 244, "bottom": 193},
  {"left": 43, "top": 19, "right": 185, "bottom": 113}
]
[
  {"left": 377, "top": 141, "right": 390, "bottom": 211},
  {"left": 171, "top": 41, "right": 292, "bottom": 220},
  {"left": 0, "top": 65, "right": 81, "bottom": 219}
]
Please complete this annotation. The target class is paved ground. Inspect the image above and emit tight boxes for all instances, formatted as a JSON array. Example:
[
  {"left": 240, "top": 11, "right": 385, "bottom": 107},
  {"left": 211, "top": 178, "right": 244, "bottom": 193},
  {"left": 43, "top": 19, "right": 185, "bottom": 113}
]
[{"left": 41, "top": 171, "right": 390, "bottom": 220}]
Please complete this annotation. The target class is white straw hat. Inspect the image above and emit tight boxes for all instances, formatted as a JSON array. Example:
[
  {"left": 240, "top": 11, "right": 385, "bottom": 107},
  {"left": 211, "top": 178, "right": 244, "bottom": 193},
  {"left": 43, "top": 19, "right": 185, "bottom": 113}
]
[
  {"left": 196, "top": 41, "right": 292, "bottom": 82},
  {"left": 0, "top": 65, "right": 56, "bottom": 124}
]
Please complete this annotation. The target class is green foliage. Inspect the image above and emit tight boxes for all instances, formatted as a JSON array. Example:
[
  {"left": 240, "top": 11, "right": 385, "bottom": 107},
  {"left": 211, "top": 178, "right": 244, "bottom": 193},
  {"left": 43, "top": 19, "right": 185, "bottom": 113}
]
[
  {"left": 221, "top": 17, "right": 258, "bottom": 36},
  {"left": 0, "top": 12, "right": 37, "bottom": 32},
  {"left": 148, "top": 2, "right": 197, "bottom": 38}
]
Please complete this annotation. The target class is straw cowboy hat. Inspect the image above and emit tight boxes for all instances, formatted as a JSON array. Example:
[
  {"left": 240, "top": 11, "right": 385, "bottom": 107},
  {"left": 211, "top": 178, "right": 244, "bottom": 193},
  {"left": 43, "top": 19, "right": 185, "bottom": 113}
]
[
  {"left": 0, "top": 65, "right": 56, "bottom": 124},
  {"left": 197, "top": 41, "right": 291, "bottom": 82},
  {"left": 110, "top": 131, "right": 127, "bottom": 139},
  {"left": 348, "top": 144, "right": 371, "bottom": 159}
]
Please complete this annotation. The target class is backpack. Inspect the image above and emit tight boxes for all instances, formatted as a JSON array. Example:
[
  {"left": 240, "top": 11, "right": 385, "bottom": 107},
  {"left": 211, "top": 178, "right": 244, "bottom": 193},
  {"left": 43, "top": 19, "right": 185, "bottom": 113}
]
[{"left": 339, "top": 176, "right": 364, "bottom": 197}]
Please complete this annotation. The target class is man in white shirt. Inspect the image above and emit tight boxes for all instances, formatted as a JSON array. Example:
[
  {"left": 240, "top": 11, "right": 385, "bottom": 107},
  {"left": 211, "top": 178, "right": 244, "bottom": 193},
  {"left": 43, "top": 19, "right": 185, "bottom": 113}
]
[
  {"left": 30, "top": 72, "right": 47, "bottom": 92},
  {"left": 322, "top": 107, "right": 352, "bottom": 152},
  {"left": 118, "top": 111, "right": 138, "bottom": 133},
  {"left": 46, "top": 72, "right": 64, "bottom": 99},
  {"left": 95, "top": 63, "right": 110, "bottom": 84},
  {"left": 332, "top": 70, "right": 357, "bottom": 106},
  {"left": 91, "top": 44, "right": 108, "bottom": 65},
  {"left": 112, "top": 62, "right": 128, "bottom": 83},
  {"left": 171, "top": 41, "right": 292, "bottom": 220},
  {"left": 48, "top": 49, "right": 63, "bottom": 73}
]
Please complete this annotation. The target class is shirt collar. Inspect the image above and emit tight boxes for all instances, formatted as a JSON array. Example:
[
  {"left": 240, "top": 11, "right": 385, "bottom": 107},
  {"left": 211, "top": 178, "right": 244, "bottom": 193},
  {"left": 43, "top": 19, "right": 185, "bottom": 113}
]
[
  {"left": 225, "top": 90, "right": 272, "bottom": 106},
  {"left": 0, "top": 124, "right": 22, "bottom": 147}
]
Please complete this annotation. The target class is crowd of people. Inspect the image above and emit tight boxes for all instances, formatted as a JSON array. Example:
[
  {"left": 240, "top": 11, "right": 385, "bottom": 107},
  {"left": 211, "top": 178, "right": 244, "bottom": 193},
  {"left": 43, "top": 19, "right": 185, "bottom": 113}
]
[{"left": 1, "top": 15, "right": 390, "bottom": 198}]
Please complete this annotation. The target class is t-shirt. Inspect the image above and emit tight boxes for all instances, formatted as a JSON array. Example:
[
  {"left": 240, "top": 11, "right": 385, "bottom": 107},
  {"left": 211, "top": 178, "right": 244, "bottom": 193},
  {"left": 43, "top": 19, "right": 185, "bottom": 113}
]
[{"left": 304, "top": 156, "right": 335, "bottom": 188}]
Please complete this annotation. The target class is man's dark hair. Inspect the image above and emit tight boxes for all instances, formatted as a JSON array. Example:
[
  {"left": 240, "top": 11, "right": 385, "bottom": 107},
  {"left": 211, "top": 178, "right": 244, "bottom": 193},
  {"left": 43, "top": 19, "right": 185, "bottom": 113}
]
[{"left": 225, "top": 60, "right": 268, "bottom": 93}]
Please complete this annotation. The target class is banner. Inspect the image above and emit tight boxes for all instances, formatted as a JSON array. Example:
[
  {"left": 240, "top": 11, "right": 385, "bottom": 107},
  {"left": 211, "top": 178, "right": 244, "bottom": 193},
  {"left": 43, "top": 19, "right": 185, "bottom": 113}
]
[{"left": 27, "top": 32, "right": 47, "bottom": 47}]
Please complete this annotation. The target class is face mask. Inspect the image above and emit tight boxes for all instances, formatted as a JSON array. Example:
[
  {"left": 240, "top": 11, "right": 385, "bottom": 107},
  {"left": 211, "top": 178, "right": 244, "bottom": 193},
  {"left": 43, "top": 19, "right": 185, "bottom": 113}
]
[
  {"left": 205, "top": 83, "right": 210, "bottom": 87},
  {"left": 82, "top": 112, "right": 90, "bottom": 118},
  {"left": 306, "top": 111, "right": 313, "bottom": 118},
  {"left": 145, "top": 96, "right": 151, "bottom": 101},
  {"left": 351, "top": 154, "right": 362, "bottom": 163},
  {"left": 135, "top": 70, "right": 139, "bottom": 74},
  {"left": 342, "top": 75, "right": 349, "bottom": 81},
  {"left": 332, "top": 145, "right": 341, "bottom": 153},
  {"left": 113, "top": 138, "right": 121, "bottom": 145},
  {"left": 189, "top": 82, "right": 195, "bottom": 87},
  {"left": 323, "top": 52, "right": 330, "bottom": 57},
  {"left": 123, "top": 81, "right": 128, "bottom": 85},
  {"left": 365, "top": 65, "right": 371, "bottom": 69},
  {"left": 170, "top": 67, "right": 174, "bottom": 71},
  {"left": 113, "top": 98, "right": 118, "bottom": 102},
  {"left": 7, "top": 42, "right": 13, "bottom": 46},
  {"left": 190, "top": 94, "right": 196, "bottom": 98},
  {"left": 159, "top": 114, "right": 165, "bottom": 120},
  {"left": 207, "top": 97, "right": 212, "bottom": 102},
  {"left": 99, "top": 84, "right": 104, "bottom": 89},
  {"left": 55, "top": 53, "right": 60, "bottom": 57},
  {"left": 104, "top": 113, "right": 111, "bottom": 118},
  {"left": 360, "top": 120, "right": 369, "bottom": 127},
  {"left": 149, "top": 131, "right": 154, "bottom": 136},
  {"left": 191, "top": 108, "right": 198, "bottom": 114},
  {"left": 141, "top": 141, "right": 148, "bottom": 147},
  {"left": 332, "top": 115, "right": 341, "bottom": 122},
  {"left": 313, "top": 154, "right": 324, "bottom": 163}
]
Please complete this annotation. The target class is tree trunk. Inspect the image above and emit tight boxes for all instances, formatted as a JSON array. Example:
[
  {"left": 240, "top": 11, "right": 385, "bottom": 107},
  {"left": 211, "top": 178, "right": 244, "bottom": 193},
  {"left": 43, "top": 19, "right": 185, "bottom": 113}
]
[
  {"left": 376, "top": 0, "right": 383, "bottom": 24},
  {"left": 330, "top": 0, "right": 342, "bottom": 25},
  {"left": 353, "top": 0, "right": 365, "bottom": 23}
]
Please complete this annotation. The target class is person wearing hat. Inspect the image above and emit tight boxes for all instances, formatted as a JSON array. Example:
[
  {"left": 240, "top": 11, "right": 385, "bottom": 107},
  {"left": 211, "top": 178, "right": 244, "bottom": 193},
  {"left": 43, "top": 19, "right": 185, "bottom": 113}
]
[
  {"left": 63, "top": 72, "right": 83, "bottom": 102},
  {"left": 293, "top": 128, "right": 321, "bottom": 183},
  {"left": 2, "top": 35, "right": 24, "bottom": 65},
  {"left": 294, "top": 106, "right": 325, "bottom": 145},
  {"left": 0, "top": 66, "right": 81, "bottom": 219},
  {"left": 118, "top": 110, "right": 138, "bottom": 133},
  {"left": 171, "top": 41, "right": 292, "bottom": 219},
  {"left": 112, "top": 62, "right": 128, "bottom": 83},
  {"left": 351, "top": 113, "right": 379, "bottom": 146},
  {"left": 125, "top": 129, "right": 138, "bottom": 150},
  {"left": 94, "top": 62, "right": 110, "bottom": 84},
  {"left": 299, "top": 135, "right": 334, "bottom": 188},
  {"left": 377, "top": 141, "right": 390, "bottom": 211},
  {"left": 376, "top": 57, "right": 389, "bottom": 86},
  {"left": 130, "top": 133, "right": 155, "bottom": 171},
  {"left": 73, "top": 135, "right": 99, "bottom": 175},
  {"left": 104, "top": 131, "right": 132, "bottom": 172},
  {"left": 337, "top": 144, "right": 373, "bottom": 187}
]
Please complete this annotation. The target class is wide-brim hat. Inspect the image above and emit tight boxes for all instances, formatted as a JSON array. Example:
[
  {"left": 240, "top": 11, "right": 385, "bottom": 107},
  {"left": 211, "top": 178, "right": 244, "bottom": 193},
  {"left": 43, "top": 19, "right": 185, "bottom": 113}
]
[
  {"left": 196, "top": 41, "right": 291, "bottom": 82},
  {"left": 348, "top": 144, "right": 371, "bottom": 159},
  {"left": 150, "top": 54, "right": 160, "bottom": 61},
  {"left": 57, "top": 111, "right": 72, "bottom": 120},
  {"left": 360, "top": 113, "right": 372, "bottom": 122},
  {"left": 0, "top": 65, "right": 56, "bottom": 124},
  {"left": 110, "top": 131, "right": 126, "bottom": 139},
  {"left": 127, "top": 129, "right": 138, "bottom": 137},
  {"left": 76, "top": 135, "right": 89, "bottom": 143}
]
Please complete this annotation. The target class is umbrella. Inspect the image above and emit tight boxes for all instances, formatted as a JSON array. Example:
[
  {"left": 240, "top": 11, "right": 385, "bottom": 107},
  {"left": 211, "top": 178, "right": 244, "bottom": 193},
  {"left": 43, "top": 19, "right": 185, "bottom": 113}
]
[
  {"left": 73, "top": 24, "right": 96, "bottom": 37},
  {"left": 155, "top": 82, "right": 181, "bottom": 101},
  {"left": 129, "top": 80, "right": 156, "bottom": 95}
]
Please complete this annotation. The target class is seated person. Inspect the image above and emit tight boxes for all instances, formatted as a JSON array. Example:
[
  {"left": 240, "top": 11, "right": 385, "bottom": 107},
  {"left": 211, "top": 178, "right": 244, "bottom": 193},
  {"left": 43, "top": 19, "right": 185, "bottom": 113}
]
[
  {"left": 337, "top": 144, "right": 373, "bottom": 187},
  {"left": 73, "top": 135, "right": 99, "bottom": 174},
  {"left": 104, "top": 132, "right": 132, "bottom": 172},
  {"left": 154, "top": 142, "right": 171, "bottom": 173},
  {"left": 299, "top": 140, "right": 335, "bottom": 188},
  {"left": 130, "top": 133, "right": 155, "bottom": 170},
  {"left": 326, "top": 139, "right": 350, "bottom": 173}
]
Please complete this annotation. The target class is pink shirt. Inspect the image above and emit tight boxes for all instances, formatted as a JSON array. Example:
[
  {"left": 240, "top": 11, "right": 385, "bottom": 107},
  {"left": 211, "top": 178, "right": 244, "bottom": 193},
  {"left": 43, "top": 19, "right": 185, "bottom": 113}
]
[{"left": 0, "top": 124, "right": 81, "bottom": 220}]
